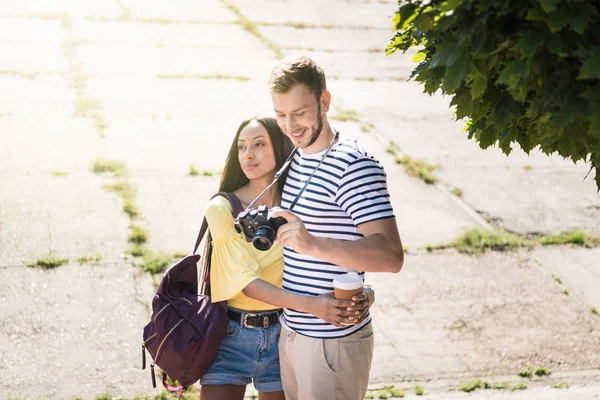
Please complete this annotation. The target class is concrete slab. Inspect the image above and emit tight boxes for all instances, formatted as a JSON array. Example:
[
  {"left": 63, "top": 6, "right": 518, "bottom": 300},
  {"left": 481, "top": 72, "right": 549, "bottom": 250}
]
[
  {"left": 0, "top": 262, "right": 156, "bottom": 400},
  {"left": 229, "top": 0, "right": 397, "bottom": 30},
  {"left": 530, "top": 247, "right": 600, "bottom": 311},
  {"left": 0, "top": 43, "right": 66, "bottom": 73},
  {"left": 0, "top": 1, "right": 121, "bottom": 18},
  {"left": 291, "top": 48, "right": 417, "bottom": 80},
  {"left": 260, "top": 25, "right": 394, "bottom": 53},
  {"left": 0, "top": 75, "right": 74, "bottom": 118},
  {"left": 0, "top": 17, "right": 64, "bottom": 44},
  {"left": 102, "top": 119, "right": 238, "bottom": 172},
  {"left": 121, "top": 0, "right": 237, "bottom": 23},
  {"left": 131, "top": 174, "right": 221, "bottom": 255},
  {"left": 367, "top": 249, "right": 600, "bottom": 384},
  {"left": 0, "top": 172, "right": 128, "bottom": 266},
  {"left": 85, "top": 77, "right": 274, "bottom": 120},
  {"left": 72, "top": 18, "right": 264, "bottom": 48},
  {"left": 0, "top": 117, "right": 106, "bottom": 173},
  {"left": 76, "top": 43, "right": 277, "bottom": 80}
]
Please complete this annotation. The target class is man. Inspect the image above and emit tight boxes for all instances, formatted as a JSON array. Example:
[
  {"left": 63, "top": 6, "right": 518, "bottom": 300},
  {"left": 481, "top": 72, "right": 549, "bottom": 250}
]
[{"left": 270, "top": 56, "right": 404, "bottom": 400}]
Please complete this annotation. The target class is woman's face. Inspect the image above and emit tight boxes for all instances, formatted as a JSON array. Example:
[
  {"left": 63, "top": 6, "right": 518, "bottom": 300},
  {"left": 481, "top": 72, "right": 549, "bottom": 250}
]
[{"left": 238, "top": 120, "right": 277, "bottom": 181}]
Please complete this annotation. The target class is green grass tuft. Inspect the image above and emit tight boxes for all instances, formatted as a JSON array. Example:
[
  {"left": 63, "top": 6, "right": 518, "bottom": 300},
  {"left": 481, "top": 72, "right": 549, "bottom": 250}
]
[
  {"left": 28, "top": 255, "right": 69, "bottom": 269},
  {"left": 202, "top": 169, "right": 214, "bottom": 177},
  {"left": 128, "top": 226, "right": 148, "bottom": 244},
  {"left": 331, "top": 108, "right": 360, "bottom": 122},
  {"left": 413, "top": 383, "right": 425, "bottom": 396},
  {"left": 518, "top": 365, "right": 533, "bottom": 378},
  {"left": 386, "top": 141, "right": 400, "bottom": 155},
  {"left": 452, "top": 229, "right": 527, "bottom": 254},
  {"left": 361, "top": 122, "right": 375, "bottom": 133},
  {"left": 511, "top": 383, "right": 527, "bottom": 391},
  {"left": 189, "top": 164, "right": 199, "bottom": 176},
  {"left": 459, "top": 379, "right": 484, "bottom": 392},
  {"left": 541, "top": 231, "right": 597, "bottom": 248},
  {"left": 103, "top": 181, "right": 135, "bottom": 199},
  {"left": 534, "top": 365, "right": 551, "bottom": 376},
  {"left": 77, "top": 254, "right": 102, "bottom": 264},
  {"left": 552, "top": 274, "right": 563, "bottom": 284},
  {"left": 395, "top": 155, "right": 438, "bottom": 184},
  {"left": 451, "top": 188, "right": 463, "bottom": 197},
  {"left": 50, "top": 170, "right": 70, "bottom": 177},
  {"left": 142, "top": 252, "right": 177, "bottom": 274},
  {"left": 123, "top": 199, "right": 139, "bottom": 218},
  {"left": 552, "top": 383, "right": 569, "bottom": 389},
  {"left": 90, "top": 159, "right": 125, "bottom": 176},
  {"left": 128, "top": 245, "right": 149, "bottom": 257},
  {"left": 591, "top": 307, "right": 599, "bottom": 316}
]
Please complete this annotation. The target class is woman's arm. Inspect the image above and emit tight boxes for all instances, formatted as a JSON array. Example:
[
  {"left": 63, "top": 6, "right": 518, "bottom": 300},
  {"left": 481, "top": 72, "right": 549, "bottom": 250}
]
[{"left": 242, "top": 279, "right": 371, "bottom": 327}]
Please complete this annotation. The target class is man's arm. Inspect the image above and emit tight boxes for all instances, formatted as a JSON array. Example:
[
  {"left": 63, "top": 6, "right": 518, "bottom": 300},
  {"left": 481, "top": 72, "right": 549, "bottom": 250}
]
[
  {"left": 273, "top": 211, "right": 404, "bottom": 273},
  {"left": 242, "top": 279, "right": 369, "bottom": 327}
]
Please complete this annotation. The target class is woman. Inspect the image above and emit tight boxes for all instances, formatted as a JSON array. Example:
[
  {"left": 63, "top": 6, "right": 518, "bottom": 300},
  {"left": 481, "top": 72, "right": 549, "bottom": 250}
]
[{"left": 199, "top": 117, "right": 373, "bottom": 400}]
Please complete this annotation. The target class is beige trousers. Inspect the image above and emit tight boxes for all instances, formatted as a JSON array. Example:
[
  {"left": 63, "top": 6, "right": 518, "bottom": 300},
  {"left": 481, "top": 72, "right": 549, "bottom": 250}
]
[{"left": 278, "top": 323, "right": 374, "bottom": 400}]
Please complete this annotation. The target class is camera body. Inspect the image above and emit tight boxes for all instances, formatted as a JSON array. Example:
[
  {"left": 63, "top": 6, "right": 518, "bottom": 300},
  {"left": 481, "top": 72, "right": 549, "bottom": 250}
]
[{"left": 234, "top": 205, "right": 287, "bottom": 251}]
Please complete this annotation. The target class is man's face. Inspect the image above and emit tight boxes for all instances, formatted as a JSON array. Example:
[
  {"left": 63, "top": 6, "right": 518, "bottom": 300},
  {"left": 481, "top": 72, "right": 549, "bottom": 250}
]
[{"left": 271, "top": 84, "right": 325, "bottom": 151}]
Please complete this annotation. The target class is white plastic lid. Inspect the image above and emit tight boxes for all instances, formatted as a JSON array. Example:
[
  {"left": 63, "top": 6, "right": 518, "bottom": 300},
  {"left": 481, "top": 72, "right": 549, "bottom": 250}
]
[{"left": 332, "top": 272, "right": 364, "bottom": 290}]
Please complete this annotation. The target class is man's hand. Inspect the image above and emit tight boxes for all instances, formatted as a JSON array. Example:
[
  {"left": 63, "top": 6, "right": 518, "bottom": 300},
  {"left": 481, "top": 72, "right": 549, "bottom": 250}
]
[{"left": 272, "top": 209, "right": 314, "bottom": 254}]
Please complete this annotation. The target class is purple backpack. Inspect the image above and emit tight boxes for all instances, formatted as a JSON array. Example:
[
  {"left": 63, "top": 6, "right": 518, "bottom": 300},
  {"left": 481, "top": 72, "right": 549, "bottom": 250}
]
[{"left": 142, "top": 192, "right": 243, "bottom": 394}]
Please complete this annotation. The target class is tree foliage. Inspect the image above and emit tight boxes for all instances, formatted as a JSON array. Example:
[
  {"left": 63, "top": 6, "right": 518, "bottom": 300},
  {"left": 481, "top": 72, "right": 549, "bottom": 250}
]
[{"left": 387, "top": 0, "right": 600, "bottom": 190}]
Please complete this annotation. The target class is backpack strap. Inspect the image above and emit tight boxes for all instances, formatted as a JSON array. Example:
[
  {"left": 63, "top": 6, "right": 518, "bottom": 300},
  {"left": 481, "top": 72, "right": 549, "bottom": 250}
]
[{"left": 192, "top": 192, "right": 244, "bottom": 254}]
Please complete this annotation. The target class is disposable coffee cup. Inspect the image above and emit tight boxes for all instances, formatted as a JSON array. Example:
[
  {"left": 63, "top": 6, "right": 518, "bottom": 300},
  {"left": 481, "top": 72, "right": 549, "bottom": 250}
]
[{"left": 333, "top": 272, "right": 364, "bottom": 300}]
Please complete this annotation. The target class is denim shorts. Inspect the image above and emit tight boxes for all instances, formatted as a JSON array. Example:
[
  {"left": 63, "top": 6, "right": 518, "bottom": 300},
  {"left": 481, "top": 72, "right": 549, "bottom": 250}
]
[{"left": 200, "top": 312, "right": 282, "bottom": 392}]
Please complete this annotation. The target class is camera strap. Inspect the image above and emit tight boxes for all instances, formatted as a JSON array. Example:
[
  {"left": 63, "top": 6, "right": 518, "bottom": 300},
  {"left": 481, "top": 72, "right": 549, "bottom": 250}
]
[
  {"left": 288, "top": 130, "right": 339, "bottom": 211},
  {"left": 243, "top": 130, "right": 339, "bottom": 213}
]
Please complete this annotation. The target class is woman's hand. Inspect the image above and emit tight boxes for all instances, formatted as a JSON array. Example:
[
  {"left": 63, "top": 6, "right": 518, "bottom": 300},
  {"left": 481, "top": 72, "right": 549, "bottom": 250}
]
[{"left": 308, "top": 293, "right": 362, "bottom": 327}]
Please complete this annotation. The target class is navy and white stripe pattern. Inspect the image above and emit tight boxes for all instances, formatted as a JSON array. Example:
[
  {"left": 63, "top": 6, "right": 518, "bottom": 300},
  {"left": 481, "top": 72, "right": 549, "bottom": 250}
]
[{"left": 280, "top": 137, "right": 395, "bottom": 338}]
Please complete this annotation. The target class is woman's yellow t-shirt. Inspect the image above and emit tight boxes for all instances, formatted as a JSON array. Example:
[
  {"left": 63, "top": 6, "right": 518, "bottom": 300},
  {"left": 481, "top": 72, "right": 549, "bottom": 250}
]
[{"left": 204, "top": 195, "right": 283, "bottom": 311}]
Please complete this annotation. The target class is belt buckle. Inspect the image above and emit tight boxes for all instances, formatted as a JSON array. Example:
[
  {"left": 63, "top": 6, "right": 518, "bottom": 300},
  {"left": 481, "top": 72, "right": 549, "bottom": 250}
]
[
  {"left": 243, "top": 313, "right": 269, "bottom": 328},
  {"left": 243, "top": 313, "right": 257, "bottom": 328}
]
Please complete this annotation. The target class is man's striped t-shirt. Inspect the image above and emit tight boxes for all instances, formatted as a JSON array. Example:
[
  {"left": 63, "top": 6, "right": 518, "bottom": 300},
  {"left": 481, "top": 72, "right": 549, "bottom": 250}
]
[{"left": 280, "top": 136, "right": 395, "bottom": 338}]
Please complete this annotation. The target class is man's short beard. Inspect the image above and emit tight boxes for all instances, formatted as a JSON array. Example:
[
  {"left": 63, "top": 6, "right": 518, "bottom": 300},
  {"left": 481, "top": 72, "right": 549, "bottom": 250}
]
[{"left": 306, "top": 102, "right": 323, "bottom": 148}]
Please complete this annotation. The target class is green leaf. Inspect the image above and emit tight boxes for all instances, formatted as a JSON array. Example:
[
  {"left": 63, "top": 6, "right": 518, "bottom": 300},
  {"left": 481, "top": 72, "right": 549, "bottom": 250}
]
[
  {"left": 497, "top": 60, "right": 527, "bottom": 91},
  {"left": 412, "top": 51, "right": 427, "bottom": 63},
  {"left": 416, "top": 13, "right": 433, "bottom": 32},
  {"left": 443, "top": 52, "right": 469, "bottom": 92},
  {"left": 540, "top": 0, "right": 557, "bottom": 13},
  {"left": 513, "top": 30, "right": 546, "bottom": 57},
  {"left": 566, "top": 4, "right": 597, "bottom": 35},
  {"left": 589, "top": 112, "right": 600, "bottom": 136},
  {"left": 478, "top": 126, "right": 497, "bottom": 149},
  {"left": 471, "top": 74, "right": 487, "bottom": 99},
  {"left": 396, "top": 3, "right": 418, "bottom": 30},
  {"left": 545, "top": 11, "right": 568, "bottom": 33},
  {"left": 450, "top": 91, "right": 472, "bottom": 119},
  {"left": 526, "top": 5, "right": 546, "bottom": 22},
  {"left": 440, "top": 0, "right": 464, "bottom": 13},
  {"left": 578, "top": 56, "right": 600, "bottom": 80}
]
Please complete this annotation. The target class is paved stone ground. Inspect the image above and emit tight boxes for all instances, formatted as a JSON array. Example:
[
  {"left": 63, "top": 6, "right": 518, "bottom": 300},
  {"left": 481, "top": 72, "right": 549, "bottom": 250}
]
[{"left": 1, "top": 1, "right": 599, "bottom": 399}]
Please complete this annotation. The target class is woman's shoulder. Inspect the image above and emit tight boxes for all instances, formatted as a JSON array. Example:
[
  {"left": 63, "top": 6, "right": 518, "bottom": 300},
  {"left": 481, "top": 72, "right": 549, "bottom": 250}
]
[{"left": 204, "top": 195, "right": 233, "bottom": 219}]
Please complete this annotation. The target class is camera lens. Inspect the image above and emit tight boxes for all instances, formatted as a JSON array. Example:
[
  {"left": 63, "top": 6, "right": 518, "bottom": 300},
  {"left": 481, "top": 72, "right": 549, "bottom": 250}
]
[{"left": 253, "top": 225, "right": 275, "bottom": 251}]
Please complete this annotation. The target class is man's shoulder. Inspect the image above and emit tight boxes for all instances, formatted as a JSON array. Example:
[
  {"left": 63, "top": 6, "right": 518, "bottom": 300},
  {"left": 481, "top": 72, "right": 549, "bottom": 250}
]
[
  {"left": 333, "top": 138, "right": 385, "bottom": 174},
  {"left": 334, "top": 138, "right": 380, "bottom": 164}
]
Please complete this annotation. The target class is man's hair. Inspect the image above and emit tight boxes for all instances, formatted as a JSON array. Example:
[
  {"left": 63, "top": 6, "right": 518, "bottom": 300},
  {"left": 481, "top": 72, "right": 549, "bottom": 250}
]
[{"left": 269, "top": 55, "right": 326, "bottom": 100}]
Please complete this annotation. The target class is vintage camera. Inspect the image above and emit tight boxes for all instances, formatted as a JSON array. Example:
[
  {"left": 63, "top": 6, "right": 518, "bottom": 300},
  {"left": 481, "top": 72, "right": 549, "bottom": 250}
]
[{"left": 234, "top": 205, "right": 287, "bottom": 251}]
